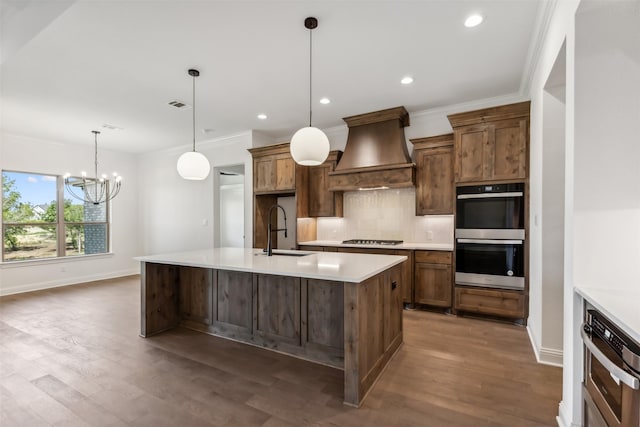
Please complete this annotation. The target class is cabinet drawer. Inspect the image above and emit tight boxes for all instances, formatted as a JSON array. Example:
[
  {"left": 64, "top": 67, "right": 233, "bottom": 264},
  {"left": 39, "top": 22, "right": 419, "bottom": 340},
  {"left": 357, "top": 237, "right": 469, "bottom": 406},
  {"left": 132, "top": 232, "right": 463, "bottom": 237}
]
[
  {"left": 454, "top": 287, "right": 525, "bottom": 318},
  {"left": 415, "top": 250, "right": 452, "bottom": 264}
]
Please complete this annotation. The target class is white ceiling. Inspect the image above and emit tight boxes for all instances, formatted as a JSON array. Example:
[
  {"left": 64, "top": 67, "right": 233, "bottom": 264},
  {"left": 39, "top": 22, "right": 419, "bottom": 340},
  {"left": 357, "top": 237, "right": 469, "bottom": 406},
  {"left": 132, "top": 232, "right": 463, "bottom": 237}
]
[{"left": 1, "top": 0, "right": 547, "bottom": 154}]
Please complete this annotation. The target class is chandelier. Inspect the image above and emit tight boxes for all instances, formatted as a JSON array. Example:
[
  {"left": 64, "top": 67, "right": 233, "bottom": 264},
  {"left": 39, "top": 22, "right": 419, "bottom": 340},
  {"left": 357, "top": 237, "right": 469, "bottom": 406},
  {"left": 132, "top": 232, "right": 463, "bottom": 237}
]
[{"left": 64, "top": 130, "right": 122, "bottom": 205}]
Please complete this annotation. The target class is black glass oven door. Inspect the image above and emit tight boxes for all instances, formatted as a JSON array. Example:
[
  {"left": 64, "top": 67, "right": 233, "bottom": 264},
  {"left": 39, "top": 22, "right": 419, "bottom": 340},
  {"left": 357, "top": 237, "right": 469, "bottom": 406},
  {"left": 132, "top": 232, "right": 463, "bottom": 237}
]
[{"left": 455, "top": 239, "right": 524, "bottom": 290}]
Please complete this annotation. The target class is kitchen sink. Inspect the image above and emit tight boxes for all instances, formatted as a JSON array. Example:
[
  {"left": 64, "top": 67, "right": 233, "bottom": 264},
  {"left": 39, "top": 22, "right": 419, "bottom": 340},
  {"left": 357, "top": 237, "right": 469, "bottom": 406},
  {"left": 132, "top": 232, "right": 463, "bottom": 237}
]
[{"left": 255, "top": 250, "right": 312, "bottom": 257}]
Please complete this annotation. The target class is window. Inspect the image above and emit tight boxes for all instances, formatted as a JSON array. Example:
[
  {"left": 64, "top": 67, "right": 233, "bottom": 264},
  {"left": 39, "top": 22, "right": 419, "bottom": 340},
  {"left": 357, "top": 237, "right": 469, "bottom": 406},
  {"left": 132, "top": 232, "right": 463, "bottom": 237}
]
[{"left": 2, "top": 171, "right": 110, "bottom": 262}]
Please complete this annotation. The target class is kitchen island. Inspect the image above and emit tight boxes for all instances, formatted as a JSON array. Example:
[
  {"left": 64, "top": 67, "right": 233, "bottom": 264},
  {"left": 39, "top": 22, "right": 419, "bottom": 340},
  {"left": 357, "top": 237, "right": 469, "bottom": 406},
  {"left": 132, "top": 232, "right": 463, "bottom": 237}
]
[{"left": 135, "top": 248, "right": 407, "bottom": 407}]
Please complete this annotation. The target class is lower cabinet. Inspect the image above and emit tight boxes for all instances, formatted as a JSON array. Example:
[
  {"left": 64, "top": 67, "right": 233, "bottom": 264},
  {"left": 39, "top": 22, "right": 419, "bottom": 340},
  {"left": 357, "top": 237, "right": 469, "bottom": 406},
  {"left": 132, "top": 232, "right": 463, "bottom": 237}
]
[
  {"left": 213, "top": 270, "right": 252, "bottom": 336},
  {"left": 414, "top": 251, "right": 453, "bottom": 308},
  {"left": 179, "top": 266, "right": 213, "bottom": 325},
  {"left": 454, "top": 287, "right": 525, "bottom": 319},
  {"left": 253, "top": 274, "right": 301, "bottom": 346}
]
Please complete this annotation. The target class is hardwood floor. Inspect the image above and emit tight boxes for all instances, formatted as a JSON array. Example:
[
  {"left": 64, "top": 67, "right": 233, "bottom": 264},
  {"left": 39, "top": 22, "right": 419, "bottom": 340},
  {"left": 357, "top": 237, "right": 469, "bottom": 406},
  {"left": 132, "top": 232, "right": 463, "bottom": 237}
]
[{"left": 0, "top": 276, "right": 562, "bottom": 426}]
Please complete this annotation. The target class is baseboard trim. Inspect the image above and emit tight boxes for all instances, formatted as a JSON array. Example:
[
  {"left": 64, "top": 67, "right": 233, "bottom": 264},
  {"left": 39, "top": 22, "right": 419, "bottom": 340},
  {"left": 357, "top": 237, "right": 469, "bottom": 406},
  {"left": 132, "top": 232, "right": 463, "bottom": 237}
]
[
  {"left": 557, "top": 400, "right": 580, "bottom": 427},
  {"left": 527, "top": 324, "right": 564, "bottom": 367},
  {"left": 0, "top": 269, "right": 140, "bottom": 296}
]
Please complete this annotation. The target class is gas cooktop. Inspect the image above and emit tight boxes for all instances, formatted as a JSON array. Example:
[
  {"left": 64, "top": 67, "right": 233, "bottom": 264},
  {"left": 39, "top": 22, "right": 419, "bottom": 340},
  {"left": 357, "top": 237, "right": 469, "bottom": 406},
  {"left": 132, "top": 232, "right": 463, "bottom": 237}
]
[{"left": 342, "top": 239, "right": 404, "bottom": 246}]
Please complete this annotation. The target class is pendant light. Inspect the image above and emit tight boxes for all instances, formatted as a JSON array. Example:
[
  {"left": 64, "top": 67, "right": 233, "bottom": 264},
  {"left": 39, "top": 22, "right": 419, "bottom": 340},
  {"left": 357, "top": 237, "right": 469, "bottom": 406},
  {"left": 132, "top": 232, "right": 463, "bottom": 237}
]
[
  {"left": 64, "top": 131, "right": 122, "bottom": 205},
  {"left": 290, "top": 17, "right": 330, "bottom": 166},
  {"left": 177, "top": 68, "right": 211, "bottom": 180}
]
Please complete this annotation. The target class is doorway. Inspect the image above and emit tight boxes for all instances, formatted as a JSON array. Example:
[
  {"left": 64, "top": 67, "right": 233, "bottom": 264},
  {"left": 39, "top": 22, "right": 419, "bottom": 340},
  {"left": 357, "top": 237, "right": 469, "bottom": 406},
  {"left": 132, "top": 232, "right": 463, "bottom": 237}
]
[{"left": 214, "top": 164, "right": 245, "bottom": 248}]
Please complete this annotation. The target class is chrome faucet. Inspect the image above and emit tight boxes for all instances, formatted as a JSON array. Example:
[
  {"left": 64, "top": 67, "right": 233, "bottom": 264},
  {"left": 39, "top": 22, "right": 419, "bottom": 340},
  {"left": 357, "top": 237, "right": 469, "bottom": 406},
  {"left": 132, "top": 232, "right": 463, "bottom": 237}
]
[{"left": 266, "top": 204, "right": 288, "bottom": 256}]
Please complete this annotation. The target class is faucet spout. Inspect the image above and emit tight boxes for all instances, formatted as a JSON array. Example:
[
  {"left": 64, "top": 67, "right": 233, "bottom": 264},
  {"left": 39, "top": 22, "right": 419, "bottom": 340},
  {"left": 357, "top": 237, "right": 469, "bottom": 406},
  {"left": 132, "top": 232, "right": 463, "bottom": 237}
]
[{"left": 266, "top": 204, "right": 288, "bottom": 256}]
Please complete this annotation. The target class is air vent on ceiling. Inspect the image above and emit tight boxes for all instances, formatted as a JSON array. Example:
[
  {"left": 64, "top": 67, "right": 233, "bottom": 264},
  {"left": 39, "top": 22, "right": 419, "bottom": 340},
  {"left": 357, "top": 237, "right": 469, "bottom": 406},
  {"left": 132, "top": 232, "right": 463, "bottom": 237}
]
[
  {"left": 102, "top": 123, "right": 123, "bottom": 131},
  {"left": 168, "top": 100, "right": 192, "bottom": 109}
]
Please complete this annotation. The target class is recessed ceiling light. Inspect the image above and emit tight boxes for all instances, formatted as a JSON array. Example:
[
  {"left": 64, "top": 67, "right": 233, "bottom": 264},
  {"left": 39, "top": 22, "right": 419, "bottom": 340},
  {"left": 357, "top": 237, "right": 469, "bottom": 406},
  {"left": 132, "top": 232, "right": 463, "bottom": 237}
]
[
  {"left": 257, "top": 114, "right": 267, "bottom": 120},
  {"left": 401, "top": 76, "right": 414, "bottom": 85},
  {"left": 464, "top": 14, "right": 483, "bottom": 28},
  {"left": 319, "top": 97, "right": 331, "bottom": 105}
]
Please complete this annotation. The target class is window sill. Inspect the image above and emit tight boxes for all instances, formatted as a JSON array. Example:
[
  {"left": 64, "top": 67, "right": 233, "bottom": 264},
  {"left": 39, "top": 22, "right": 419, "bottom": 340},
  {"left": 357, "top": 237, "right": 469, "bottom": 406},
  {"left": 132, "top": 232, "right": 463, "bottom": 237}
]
[{"left": 0, "top": 252, "right": 115, "bottom": 269}]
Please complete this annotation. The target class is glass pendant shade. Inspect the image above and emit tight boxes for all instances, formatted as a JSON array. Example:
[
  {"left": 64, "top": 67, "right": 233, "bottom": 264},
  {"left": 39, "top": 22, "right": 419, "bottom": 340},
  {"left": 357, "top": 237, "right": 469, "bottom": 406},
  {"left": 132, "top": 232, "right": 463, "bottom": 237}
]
[
  {"left": 290, "top": 126, "right": 330, "bottom": 166},
  {"left": 177, "top": 151, "right": 210, "bottom": 180}
]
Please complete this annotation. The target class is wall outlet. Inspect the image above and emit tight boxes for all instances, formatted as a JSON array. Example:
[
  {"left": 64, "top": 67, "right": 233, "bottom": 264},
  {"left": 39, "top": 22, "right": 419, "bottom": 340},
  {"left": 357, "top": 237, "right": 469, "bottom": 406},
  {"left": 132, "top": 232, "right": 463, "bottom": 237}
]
[{"left": 426, "top": 230, "right": 433, "bottom": 241}]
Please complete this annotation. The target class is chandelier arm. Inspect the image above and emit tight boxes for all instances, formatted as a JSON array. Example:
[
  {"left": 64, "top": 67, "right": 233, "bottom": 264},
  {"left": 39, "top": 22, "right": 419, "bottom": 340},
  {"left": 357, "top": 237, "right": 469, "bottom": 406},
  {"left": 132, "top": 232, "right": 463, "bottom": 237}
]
[{"left": 64, "top": 180, "right": 88, "bottom": 204}]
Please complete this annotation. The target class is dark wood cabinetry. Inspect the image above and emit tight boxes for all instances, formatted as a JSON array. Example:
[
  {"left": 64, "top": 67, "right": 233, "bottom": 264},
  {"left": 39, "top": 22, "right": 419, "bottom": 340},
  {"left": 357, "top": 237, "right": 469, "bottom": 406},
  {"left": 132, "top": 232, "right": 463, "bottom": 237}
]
[
  {"left": 250, "top": 143, "right": 296, "bottom": 194},
  {"left": 411, "top": 134, "right": 454, "bottom": 215},
  {"left": 414, "top": 250, "right": 453, "bottom": 308},
  {"left": 454, "top": 287, "right": 525, "bottom": 319},
  {"left": 179, "top": 267, "right": 213, "bottom": 325},
  {"left": 337, "top": 247, "right": 414, "bottom": 305},
  {"left": 448, "top": 101, "right": 530, "bottom": 183},
  {"left": 307, "top": 150, "right": 343, "bottom": 217}
]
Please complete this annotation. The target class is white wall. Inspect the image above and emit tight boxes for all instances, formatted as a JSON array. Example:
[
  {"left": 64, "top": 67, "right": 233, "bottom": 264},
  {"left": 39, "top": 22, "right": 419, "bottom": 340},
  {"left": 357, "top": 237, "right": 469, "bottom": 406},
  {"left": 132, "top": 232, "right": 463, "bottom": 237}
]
[
  {"left": 526, "top": 0, "right": 581, "bottom": 425},
  {"left": 0, "top": 132, "right": 140, "bottom": 295},
  {"left": 573, "top": 1, "right": 640, "bottom": 291},
  {"left": 136, "top": 131, "right": 255, "bottom": 255}
]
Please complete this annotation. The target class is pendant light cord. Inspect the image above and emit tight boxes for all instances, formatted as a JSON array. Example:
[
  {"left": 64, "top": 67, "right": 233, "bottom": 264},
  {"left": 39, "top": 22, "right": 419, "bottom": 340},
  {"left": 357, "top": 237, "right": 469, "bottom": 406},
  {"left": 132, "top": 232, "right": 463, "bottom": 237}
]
[
  {"left": 309, "top": 26, "right": 313, "bottom": 127},
  {"left": 192, "top": 73, "right": 196, "bottom": 152}
]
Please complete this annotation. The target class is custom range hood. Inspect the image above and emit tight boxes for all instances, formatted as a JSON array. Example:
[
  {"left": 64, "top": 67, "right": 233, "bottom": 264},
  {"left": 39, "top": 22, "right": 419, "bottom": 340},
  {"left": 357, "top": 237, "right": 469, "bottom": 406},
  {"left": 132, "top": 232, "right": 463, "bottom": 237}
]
[{"left": 328, "top": 106, "right": 415, "bottom": 191}]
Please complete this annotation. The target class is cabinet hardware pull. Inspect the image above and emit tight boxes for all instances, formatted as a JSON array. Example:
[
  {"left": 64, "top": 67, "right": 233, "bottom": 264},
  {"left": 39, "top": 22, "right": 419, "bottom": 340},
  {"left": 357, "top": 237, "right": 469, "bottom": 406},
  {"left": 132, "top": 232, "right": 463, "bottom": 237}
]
[{"left": 391, "top": 281, "right": 397, "bottom": 290}]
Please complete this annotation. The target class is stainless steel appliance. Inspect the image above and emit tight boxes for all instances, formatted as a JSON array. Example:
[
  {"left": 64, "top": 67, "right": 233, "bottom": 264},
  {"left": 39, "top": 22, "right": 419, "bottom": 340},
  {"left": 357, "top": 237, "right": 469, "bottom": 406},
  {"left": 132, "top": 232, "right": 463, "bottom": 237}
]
[
  {"left": 455, "top": 183, "right": 526, "bottom": 290},
  {"left": 582, "top": 307, "right": 640, "bottom": 426},
  {"left": 456, "top": 183, "right": 525, "bottom": 239},
  {"left": 342, "top": 239, "right": 403, "bottom": 245},
  {"left": 455, "top": 238, "right": 524, "bottom": 290}
]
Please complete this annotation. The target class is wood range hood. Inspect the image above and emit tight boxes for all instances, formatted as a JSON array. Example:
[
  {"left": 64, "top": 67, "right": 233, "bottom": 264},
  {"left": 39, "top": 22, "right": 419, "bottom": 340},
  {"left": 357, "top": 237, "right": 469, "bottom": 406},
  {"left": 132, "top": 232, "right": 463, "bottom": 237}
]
[{"left": 328, "top": 106, "right": 415, "bottom": 191}]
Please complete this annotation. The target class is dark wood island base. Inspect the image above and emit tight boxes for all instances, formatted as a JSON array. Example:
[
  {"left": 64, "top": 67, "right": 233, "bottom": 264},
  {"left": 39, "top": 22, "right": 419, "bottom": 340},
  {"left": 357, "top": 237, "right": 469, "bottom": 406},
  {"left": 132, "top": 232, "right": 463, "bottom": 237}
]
[{"left": 140, "top": 261, "right": 404, "bottom": 407}]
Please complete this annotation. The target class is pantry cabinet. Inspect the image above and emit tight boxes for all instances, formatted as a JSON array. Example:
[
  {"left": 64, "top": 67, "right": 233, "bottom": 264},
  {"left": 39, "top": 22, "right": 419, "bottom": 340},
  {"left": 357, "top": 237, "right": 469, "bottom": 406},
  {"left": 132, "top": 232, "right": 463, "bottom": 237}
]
[{"left": 448, "top": 101, "right": 530, "bottom": 183}]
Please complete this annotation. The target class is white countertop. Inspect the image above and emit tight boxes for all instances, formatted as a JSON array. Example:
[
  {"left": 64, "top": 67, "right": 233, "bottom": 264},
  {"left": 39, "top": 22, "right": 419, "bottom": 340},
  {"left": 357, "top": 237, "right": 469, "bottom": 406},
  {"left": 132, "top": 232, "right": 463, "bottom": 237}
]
[
  {"left": 575, "top": 286, "right": 640, "bottom": 344},
  {"left": 298, "top": 240, "right": 454, "bottom": 251},
  {"left": 135, "top": 248, "right": 407, "bottom": 283}
]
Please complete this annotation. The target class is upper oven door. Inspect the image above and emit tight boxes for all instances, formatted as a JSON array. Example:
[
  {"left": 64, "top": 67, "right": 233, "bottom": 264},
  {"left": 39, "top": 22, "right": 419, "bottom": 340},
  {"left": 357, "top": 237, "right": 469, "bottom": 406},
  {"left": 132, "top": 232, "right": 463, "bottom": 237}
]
[{"left": 456, "top": 183, "right": 525, "bottom": 239}]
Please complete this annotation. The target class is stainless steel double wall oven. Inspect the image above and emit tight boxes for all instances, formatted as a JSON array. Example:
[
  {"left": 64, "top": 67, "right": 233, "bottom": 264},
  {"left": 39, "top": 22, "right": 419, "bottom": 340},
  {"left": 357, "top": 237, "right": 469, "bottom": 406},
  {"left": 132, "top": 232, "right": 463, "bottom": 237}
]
[{"left": 455, "top": 183, "right": 525, "bottom": 291}]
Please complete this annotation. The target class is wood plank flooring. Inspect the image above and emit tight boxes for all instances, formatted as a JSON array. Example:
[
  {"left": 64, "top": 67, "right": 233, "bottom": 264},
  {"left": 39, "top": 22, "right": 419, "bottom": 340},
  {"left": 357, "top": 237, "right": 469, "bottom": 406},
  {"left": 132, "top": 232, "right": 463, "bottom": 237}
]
[{"left": 0, "top": 276, "right": 562, "bottom": 426}]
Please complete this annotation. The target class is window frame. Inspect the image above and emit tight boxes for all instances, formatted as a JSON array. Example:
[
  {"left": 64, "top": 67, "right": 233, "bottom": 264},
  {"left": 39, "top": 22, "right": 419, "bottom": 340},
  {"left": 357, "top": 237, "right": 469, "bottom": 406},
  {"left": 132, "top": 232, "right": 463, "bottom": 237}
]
[{"left": 1, "top": 169, "right": 112, "bottom": 263}]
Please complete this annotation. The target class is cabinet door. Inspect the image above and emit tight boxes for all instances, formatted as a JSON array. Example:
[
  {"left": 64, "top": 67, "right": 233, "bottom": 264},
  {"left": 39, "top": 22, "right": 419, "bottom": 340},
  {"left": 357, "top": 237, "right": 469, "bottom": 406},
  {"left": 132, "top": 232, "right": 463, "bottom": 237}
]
[
  {"left": 307, "top": 151, "right": 343, "bottom": 217},
  {"left": 308, "top": 164, "right": 331, "bottom": 216},
  {"left": 384, "top": 264, "right": 403, "bottom": 351},
  {"left": 214, "top": 270, "right": 252, "bottom": 336},
  {"left": 415, "top": 146, "right": 454, "bottom": 215},
  {"left": 179, "top": 266, "right": 213, "bottom": 325},
  {"left": 490, "top": 118, "right": 528, "bottom": 181},
  {"left": 254, "top": 157, "right": 276, "bottom": 192},
  {"left": 253, "top": 274, "right": 301, "bottom": 346},
  {"left": 414, "top": 262, "right": 452, "bottom": 307},
  {"left": 454, "top": 125, "right": 487, "bottom": 183},
  {"left": 275, "top": 156, "right": 295, "bottom": 191}
]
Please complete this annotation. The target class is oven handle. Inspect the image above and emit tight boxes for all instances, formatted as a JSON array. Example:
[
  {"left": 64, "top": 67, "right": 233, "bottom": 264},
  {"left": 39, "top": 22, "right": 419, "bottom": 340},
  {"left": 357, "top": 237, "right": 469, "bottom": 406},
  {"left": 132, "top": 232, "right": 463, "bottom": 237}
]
[
  {"left": 457, "top": 192, "right": 523, "bottom": 199},
  {"left": 581, "top": 326, "right": 640, "bottom": 390},
  {"left": 457, "top": 239, "right": 523, "bottom": 245}
]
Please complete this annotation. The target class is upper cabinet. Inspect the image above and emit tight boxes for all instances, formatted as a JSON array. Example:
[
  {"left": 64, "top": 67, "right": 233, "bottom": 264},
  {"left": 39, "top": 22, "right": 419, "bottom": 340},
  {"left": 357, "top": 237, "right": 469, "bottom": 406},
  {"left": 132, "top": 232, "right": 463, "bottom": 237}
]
[
  {"left": 249, "top": 143, "right": 296, "bottom": 194},
  {"left": 410, "top": 134, "right": 454, "bottom": 215},
  {"left": 307, "top": 151, "right": 343, "bottom": 217},
  {"left": 448, "top": 101, "right": 530, "bottom": 184}
]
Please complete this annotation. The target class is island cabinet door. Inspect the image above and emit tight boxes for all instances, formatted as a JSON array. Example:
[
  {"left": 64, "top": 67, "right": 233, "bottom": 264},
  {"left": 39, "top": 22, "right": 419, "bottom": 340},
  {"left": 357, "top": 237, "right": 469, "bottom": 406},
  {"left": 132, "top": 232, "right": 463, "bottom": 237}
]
[
  {"left": 179, "top": 266, "right": 213, "bottom": 326},
  {"left": 253, "top": 274, "right": 301, "bottom": 347},
  {"left": 301, "top": 279, "right": 344, "bottom": 362},
  {"left": 213, "top": 270, "right": 253, "bottom": 338},
  {"left": 384, "top": 264, "right": 403, "bottom": 352},
  {"left": 141, "top": 262, "right": 181, "bottom": 337}
]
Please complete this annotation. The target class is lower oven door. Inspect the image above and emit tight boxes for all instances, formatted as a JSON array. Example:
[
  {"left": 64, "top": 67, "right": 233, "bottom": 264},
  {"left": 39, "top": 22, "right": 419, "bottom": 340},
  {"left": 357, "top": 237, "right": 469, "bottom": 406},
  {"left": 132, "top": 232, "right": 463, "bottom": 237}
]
[
  {"left": 455, "top": 239, "right": 524, "bottom": 290},
  {"left": 581, "top": 327, "right": 640, "bottom": 426}
]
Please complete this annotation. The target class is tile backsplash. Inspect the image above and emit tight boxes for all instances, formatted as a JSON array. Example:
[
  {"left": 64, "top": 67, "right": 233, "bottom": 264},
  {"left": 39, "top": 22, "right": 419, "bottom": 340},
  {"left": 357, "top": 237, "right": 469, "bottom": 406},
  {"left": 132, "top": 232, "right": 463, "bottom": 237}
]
[{"left": 315, "top": 188, "right": 453, "bottom": 244}]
